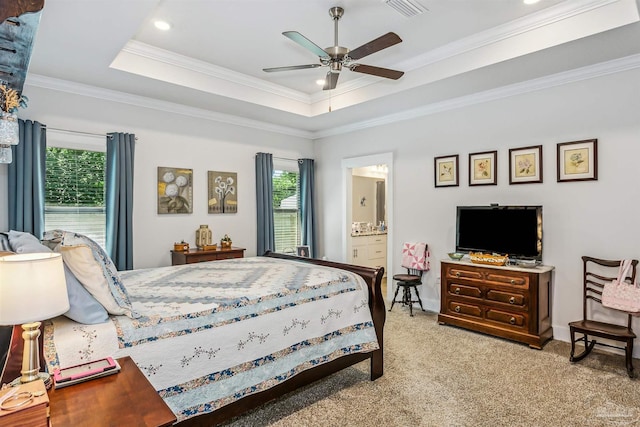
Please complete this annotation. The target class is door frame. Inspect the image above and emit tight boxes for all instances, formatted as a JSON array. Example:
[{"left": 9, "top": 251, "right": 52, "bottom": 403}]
[{"left": 341, "top": 152, "right": 393, "bottom": 298}]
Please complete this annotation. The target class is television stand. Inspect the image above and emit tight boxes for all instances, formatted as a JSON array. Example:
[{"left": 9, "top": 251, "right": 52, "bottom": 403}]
[{"left": 438, "top": 260, "right": 553, "bottom": 349}]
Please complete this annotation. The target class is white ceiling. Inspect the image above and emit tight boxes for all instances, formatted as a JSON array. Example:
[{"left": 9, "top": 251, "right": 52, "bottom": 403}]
[{"left": 25, "top": 0, "right": 640, "bottom": 138}]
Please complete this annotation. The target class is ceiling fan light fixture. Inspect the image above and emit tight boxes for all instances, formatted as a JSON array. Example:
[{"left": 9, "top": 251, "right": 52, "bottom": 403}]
[{"left": 384, "top": 0, "right": 427, "bottom": 18}]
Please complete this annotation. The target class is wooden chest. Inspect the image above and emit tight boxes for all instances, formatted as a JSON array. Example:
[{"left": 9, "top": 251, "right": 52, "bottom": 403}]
[{"left": 437, "top": 260, "right": 553, "bottom": 349}]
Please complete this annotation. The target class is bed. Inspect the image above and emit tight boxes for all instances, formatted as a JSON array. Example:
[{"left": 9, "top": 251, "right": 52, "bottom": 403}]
[{"left": 41, "top": 249, "right": 386, "bottom": 426}]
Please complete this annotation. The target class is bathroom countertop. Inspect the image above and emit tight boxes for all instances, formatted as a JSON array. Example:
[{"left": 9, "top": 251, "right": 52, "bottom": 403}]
[{"left": 351, "top": 231, "right": 388, "bottom": 237}]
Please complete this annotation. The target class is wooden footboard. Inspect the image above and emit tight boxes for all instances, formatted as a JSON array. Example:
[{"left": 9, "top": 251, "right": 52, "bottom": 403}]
[{"left": 177, "top": 252, "right": 386, "bottom": 427}]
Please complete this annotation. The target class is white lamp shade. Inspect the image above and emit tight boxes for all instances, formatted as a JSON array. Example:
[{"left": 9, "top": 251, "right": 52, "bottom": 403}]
[{"left": 0, "top": 252, "right": 69, "bottom": 325}]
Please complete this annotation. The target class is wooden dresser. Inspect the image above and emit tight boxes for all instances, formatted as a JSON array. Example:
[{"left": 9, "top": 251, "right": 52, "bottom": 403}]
[
  {"left": 171, "top": 247, "right": 245, "bottom": 265},
  {"left": 438, "top": 260, "right": 553, "bottom": 349}
]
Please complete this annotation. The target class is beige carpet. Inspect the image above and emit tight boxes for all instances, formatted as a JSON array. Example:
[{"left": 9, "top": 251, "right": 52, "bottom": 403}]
[{"left": 225, "top": 307, "right": 640, "bottom": 427}]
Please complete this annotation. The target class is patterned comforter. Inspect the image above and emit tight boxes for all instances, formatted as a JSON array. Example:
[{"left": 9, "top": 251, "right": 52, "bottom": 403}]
[{"left": 44, "top": 256, "right": 379, "bottom": 421}]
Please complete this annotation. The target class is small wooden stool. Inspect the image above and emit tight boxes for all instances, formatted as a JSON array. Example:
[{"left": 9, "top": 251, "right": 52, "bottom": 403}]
[{"left": 389, "top": 270, "right": 425, "bottom": 316}]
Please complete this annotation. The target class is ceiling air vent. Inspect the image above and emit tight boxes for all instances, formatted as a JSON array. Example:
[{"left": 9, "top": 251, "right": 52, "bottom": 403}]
[{"left": 384, "top": 0, "right": 427, "bottom": 18}]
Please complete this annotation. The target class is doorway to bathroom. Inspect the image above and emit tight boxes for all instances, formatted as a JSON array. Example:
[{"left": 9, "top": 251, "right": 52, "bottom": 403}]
[{"left": 341, "top": 152, "right": 393, "bottom": 298}]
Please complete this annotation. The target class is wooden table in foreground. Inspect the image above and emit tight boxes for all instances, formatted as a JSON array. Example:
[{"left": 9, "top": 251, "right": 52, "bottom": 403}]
[{"left": 48, "top": 356, "right": 176, "bottom": 427}]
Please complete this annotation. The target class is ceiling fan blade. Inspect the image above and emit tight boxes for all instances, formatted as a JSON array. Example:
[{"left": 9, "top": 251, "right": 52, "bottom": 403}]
[
  {"left": 323, "top": 72, "right": 339, "bottom": 90},
  {"left": 283, "top": 31, "right": 328, "bottom": 58},
  {"left": 348, "top": 32, "right": 402, "bottom": 61},
  {"left": 350, "top": 64, "right": 404, "bottom": 80},
  {"left": 263, "top": 64, "right": 322, "bottom": 73}
]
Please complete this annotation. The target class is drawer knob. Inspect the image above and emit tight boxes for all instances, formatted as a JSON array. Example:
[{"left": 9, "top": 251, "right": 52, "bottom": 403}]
[
  {"left": 509, "top": 317, "right": 516, "bottom": 325},
  {"left": 455, "top": 288, "right": 460, "bottom": 295},
  {"left": 510, "top": 279, "right": 515, "bottom": 284},
  {"left": 454, "top": 306, "right": 461, "bottom": 313},
  {"left": 455, "top": 272, "right": 461, "bottom": 278},
  {"left": 509, "top": 297, "right": 515, "bottom": 304}
]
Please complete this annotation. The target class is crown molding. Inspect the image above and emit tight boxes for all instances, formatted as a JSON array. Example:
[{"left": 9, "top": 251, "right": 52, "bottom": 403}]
[
  {"left": 312, "top": 52, "right": 640, "bottom": 139},
  {"left": 25, "top": 52, "right": 640, "bottom": 141},
  {"left": 310, "top": 0, "right": 632, "bottom": 104},
  {"left": 25, "top": 74, "right": 314, "bottom": 139},
  {"left": 400, "top": 0, "right": 624, "bottom": 72},
  {"left": 120, "top": 40, "right": 312, "bottom": 105}
]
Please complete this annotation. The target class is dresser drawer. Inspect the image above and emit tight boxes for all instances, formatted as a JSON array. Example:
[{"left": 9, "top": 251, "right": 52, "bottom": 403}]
[
  {"left": 445, "top": 265, "right": 483, "bottom": 281},
  {"left": 216, "top": 252, "right": 243, "bottom": 260},
  {"left": 485, "top": 308, "right": 526, "bottom": 329},
  {"left": 485, "top": 271, "right": 529, "bottom": 289},
  {"left": 485, "top": 289, "right": 526, "bottom": 308},
  {"left": 171, "top": 247, "right": 245, "bottom": 265},
  {"left": 447, "top": 283, "right": 482, "bottom": 299},
  {"left": 368, "top": 243, "right": 386, "bottom": 260},
  {"left": 447, "top": 300, "right": 483, "bottom": 319}
]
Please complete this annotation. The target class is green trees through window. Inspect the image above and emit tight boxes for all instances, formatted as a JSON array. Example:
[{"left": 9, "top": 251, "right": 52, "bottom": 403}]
[{"left": 45, "top": 147, "right": 106, "bottom": 247}]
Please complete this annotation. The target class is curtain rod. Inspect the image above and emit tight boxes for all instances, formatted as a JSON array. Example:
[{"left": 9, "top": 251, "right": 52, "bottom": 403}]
[
  {"left": 273, "top": 156, "right": 298, "bottom": 162},
  {"left": 43, "top": 126, "right": 139, "bottom": 140}
]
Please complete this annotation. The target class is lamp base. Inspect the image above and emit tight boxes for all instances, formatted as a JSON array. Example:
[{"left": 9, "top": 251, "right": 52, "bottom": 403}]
[{"left": 9, "top": 372, "right": 52, "bottom": 389}]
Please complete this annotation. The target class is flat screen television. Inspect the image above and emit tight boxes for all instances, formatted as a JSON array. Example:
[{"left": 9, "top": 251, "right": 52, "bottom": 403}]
[{"left": 455, "top": 205, "right": 543, "bottom": 261}]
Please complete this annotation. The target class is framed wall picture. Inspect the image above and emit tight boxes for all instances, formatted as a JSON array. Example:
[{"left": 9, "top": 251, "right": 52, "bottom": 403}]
[
  {"left": 557, "top": 139, "right": 598, "bottom": 182},
  {"left": 208, "top": 171, "right": 238, "bottom": 213},
  {"left": 296, "top": 245, "right": 310, "bottom": 258},
  {"left": 509, "top": 145, "right": 543, "bottom": 184},
  {"left": 469, "top": 150, "right": 497, "bottom": 186},
  {"left": 157, "top": 167, "right": 193, "bottom": 214},
  {"left": 434, "top": 154, "right": 459, "bottom": 187}
]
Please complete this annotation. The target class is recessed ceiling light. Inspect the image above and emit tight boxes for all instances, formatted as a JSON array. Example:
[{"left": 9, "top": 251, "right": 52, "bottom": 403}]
[
  {"left": 316, "top": 79, "right": 325, "bottom": 86},
  {"left": 154, "top": 20, "right": 171, "bottom": 31},
  {"left": 523, "top": 0, "right": 540, "bottom": 4}
]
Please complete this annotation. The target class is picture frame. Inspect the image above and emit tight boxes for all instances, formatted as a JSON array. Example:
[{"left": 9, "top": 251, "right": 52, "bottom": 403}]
[
  {"left": 469, "top": 150, "right": 497, "bottom": 186},
  {"left": 296, "top": 245, "right": 310, "bottom": 258},
  {"left": 509, "top": 145, "right": 543, "bottom": 184},
  {"left": 157, "top": 167, "right": 193, "bottom": 214},
  {"left": 557, "top": 139, "right": 598, "bottom": 182},
  {"left": 208, "top": 171, "right": 238, "bottom": 213},
  {"left": 434, "top": 154, "right": 459, "bottom": 187}
]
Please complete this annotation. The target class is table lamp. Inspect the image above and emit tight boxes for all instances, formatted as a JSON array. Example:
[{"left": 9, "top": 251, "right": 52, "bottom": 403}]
[{"left": 0, "top": 252, "right": 69, "bottom": 387}]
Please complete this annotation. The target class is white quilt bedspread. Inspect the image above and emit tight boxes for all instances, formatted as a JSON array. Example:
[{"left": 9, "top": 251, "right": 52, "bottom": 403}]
[{"left": 44, "top": 256, "right": 379, "bottom": 421}]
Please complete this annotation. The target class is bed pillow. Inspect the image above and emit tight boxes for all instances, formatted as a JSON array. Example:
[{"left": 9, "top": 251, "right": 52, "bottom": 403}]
[
  {"left": 0, "top": 232, "right": 10, "bottom": 252},
  {"left": 43, "top": 230, "right": 138, "bottom": 318},
  {"left": 8, "top": 230, "right": 109, "bottom": 324}
]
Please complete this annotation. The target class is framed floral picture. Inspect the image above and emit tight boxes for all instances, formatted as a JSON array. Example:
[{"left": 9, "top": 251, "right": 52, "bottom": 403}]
[
  {"left": 469, "top": 150, "right": 497, "bottom": 186},
  {"left": 434, "top": 154, "right": 459, "bottom": 187},
  {"left": 157, "top": 167, "right": 193, "bottom": 214},
  {"left": 557, "top": 139, "right": 598, "bottom": 182},
  {"left": 509, "top": 145, "right": 542, "bottom": 184},
  {"left": 208, "top": 171, "right": 238, "bottom": 213}
]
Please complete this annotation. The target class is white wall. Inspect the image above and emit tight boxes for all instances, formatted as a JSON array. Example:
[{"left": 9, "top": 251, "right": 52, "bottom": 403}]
[
  {"left": 0, "top": 86, "right": 313, "bottom": 268},
  {"left": 314, "top": 67, "right": 640, "bottom": 354}
]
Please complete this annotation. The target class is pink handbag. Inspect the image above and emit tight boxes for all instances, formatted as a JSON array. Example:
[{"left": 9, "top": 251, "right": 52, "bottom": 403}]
[{"left": 602, "top": 259, "right": 640, "bottom": 315}]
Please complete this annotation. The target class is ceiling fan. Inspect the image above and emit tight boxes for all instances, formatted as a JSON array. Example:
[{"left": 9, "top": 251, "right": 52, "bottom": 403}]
[{"left": 263, "top": 6, "right": 404, "bottom": 90}]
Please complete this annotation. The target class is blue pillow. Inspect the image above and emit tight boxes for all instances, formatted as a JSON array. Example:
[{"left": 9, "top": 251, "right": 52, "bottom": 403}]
[{"left": 8, "top": 230, "right": 109, "bottom": 324}]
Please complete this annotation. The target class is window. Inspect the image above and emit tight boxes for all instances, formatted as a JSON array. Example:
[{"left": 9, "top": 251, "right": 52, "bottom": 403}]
[
  {"left": 272, "top": 169, "right": 300, "bottom": 254},
  {"left": 45, "top": 147, "right": 106, "bottom": 248}
]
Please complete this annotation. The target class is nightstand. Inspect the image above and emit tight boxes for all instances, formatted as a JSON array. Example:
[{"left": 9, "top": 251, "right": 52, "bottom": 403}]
[
  {"left": 48, "top": 356, "right": 176, "bottom": 427},
  {"left": 171, "top": 246, "right": 246, "bottom": 265}
]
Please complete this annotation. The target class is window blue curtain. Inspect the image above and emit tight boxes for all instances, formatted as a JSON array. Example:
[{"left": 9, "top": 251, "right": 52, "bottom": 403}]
[
  {"left": 8, "top": 120, "right": 46, "bottom": 238},
  {"left": 106, "top": 132, "right": 135, "bottom": 271},
  {"left": 255, "top": 152, "right": 274, "bottom": 256},
  {"left": 298, "top": 158, "right": 317, "bottom": 258}
]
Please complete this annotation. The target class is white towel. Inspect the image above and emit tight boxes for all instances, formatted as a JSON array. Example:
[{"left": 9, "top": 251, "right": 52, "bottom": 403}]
[{"left": 401, "top": 242, "right": 430, "bottom": 271}]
